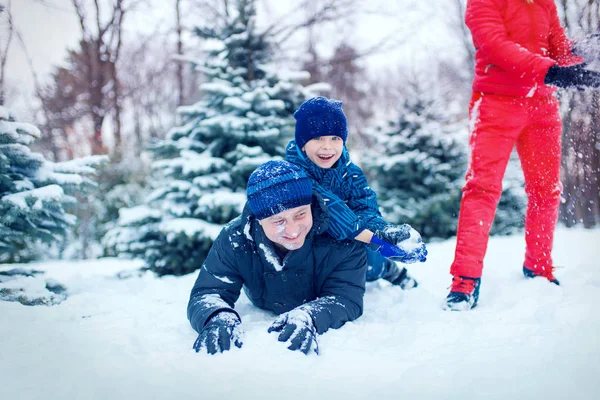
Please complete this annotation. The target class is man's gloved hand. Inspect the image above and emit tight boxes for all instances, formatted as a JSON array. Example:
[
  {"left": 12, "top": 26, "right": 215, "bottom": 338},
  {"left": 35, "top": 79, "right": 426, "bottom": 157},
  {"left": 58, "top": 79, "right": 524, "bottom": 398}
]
[
  {"left": 372, "top": 224, "right": 428, "bottom": 263},
  {"left": 193, "top": 311, "right": 243, "bottom": 355},
  {"left": 268, "top": 309, "right": 319, "bottom": 355},
  {"left": 544, "top": 64, "right": 600, "bottom": 89}
]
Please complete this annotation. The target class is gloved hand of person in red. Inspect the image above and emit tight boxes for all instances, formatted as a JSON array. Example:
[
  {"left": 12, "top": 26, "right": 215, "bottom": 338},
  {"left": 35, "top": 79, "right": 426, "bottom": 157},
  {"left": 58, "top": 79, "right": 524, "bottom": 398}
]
[{"left": 544, "top": 64, "right": 600, "bottom": 89}]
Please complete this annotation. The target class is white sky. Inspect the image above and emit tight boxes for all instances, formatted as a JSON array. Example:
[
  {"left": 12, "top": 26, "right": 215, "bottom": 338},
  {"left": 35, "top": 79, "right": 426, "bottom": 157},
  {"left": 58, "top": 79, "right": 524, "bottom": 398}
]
[
  {"left": 3, "top": 0, "right": 466, "bottom": 117},
  {"left": 5, "top": 1, "right": 81, "bottom": 116}
]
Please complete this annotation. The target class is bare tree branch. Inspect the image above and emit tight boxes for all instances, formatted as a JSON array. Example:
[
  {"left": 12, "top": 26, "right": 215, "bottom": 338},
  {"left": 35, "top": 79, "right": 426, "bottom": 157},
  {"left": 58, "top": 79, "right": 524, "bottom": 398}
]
[
  {"left": 0, "top": 0, "right": 14, "bottom": 105},
  {"left": 452, "top": 0, "right": 475, "bottom": 72},
  {"left": 93, "top": 0, "right": 102, "bottom": 39},
  {"left": 264, "top": 0, "right": 357, "bottom": 46},
  {"left": 106, "top": 1, "right": 123, "bottom": 60},
  {"left": 31, "top": 0, "right": 73, "bottom": 13},
  {"left": 8, "top": 10, "right": 61, "bottom": 157},
  {"left": 72, "top": 0, "right": 90, "bottom": 42},
  {"left": 176, "top": 0, "right": 184, "bottom": 105}
]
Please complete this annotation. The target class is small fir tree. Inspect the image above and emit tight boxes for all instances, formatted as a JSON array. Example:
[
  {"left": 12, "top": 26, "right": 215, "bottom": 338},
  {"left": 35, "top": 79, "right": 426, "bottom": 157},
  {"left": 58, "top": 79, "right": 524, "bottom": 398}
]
[
  {"left": 363, "top": 87, "right": 525, "bottom": 240},
  {"left": 0, "top": 106, "right": 107, "bottom": 262},
  {"left": 104, "top": 0, "right": 316, "bottom": 275},
  {"left": 363, "top": 93, "right": 467, "bottom": 239},
  {"left": 491, "top": 150, "right": 526, "bottom": 235}
]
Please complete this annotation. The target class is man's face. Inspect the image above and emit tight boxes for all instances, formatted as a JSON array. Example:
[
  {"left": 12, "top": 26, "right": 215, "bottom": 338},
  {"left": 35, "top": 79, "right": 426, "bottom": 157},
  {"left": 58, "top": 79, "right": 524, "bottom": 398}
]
[
  {"left": 258, "top": 205, "right": 313, "bottom": 251},
  {"left": 302, "top": 135, "right": 344, "bottom": 169}
]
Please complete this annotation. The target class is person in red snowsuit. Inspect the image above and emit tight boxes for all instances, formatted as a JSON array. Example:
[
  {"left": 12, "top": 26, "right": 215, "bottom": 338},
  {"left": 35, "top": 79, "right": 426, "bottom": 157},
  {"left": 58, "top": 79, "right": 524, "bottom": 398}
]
[{"left": 444, "top": 0, "right": 600, "bottom": 311}]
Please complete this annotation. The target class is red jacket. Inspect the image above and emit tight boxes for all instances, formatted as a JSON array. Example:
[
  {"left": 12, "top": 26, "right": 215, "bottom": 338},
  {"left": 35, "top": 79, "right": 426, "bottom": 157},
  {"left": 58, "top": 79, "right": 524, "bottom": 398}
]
[{"left": 466, "top": 0, "right": 583, "bottom": 97}]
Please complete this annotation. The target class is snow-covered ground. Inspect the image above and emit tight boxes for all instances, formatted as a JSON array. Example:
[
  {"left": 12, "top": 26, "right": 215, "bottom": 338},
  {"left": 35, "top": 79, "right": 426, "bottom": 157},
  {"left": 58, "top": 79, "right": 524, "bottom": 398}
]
[{"left": 1, "top": 227, "right": 599, "bottom": 400}]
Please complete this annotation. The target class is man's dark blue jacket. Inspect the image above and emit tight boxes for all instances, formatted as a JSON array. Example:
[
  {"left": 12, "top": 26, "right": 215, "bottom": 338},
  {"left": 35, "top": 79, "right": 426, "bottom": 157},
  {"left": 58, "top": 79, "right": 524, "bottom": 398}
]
[{"left": 187, "top": 196, "right": 367, "bottom": 335}]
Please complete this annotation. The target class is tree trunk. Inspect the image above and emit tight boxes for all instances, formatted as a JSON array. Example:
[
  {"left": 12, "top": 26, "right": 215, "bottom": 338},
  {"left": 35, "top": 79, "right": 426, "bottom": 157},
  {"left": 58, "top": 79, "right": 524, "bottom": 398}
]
[
  {"left": 91, "top": 113, "right": 105, "bottom": 155},
  {"left": 0, "top": 0, "right": 13, "bottom": 107},
  {"left": 176, "top": 0, "right": 184, "bottom": 106},
  {"left": 112, "top": 61, "right": 123, "bottom": 162}
]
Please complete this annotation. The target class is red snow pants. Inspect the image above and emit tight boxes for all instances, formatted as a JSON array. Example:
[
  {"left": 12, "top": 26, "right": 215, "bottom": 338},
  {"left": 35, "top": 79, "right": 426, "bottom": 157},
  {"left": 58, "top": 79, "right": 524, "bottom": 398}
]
[{"left": 450, "top": 92, "right": 563, "bottom": 278}]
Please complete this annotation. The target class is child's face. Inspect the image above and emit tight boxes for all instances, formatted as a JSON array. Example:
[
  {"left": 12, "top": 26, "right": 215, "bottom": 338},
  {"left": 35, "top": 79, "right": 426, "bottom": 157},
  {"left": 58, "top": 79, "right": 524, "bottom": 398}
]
[{"left": 302, "top": 136, "right": 344, "bottom": 168}]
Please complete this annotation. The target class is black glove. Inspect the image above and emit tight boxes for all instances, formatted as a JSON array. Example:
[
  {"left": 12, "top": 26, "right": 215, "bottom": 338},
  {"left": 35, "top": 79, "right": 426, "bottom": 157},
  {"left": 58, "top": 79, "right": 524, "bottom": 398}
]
[
  {"left": 544, "top": 64, "right": 600, "bottom": 89},
  {"left": 268, "top": 309, "right": 319, "bottom": 355},
  {"left": 193, "top": 311, "right": 243, "bottom": 354}
]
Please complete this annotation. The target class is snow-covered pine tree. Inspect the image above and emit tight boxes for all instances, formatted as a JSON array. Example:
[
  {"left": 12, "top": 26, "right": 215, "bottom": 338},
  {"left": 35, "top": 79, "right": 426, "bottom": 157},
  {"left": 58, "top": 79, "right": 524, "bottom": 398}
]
[
  {"left": 491, "top": 150, "right": 526, "bottom": 235},
  {"left": 363, "top": 86, "right": 525, "bottom": 240},
  {"left": 362, "top": 93, "right": 467, "bottom": 239},
  {"left": 0, "top": 106, "right": 107, "bottom": 262},
  {"left": 104, "top": 0, "right": 317, "bottom": 276}
]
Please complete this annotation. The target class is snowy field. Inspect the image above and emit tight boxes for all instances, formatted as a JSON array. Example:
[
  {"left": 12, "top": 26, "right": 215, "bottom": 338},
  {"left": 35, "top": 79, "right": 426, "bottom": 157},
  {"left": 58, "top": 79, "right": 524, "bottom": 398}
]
[{"left": 1, "top": 226, "right": 599, "bottom": 400}]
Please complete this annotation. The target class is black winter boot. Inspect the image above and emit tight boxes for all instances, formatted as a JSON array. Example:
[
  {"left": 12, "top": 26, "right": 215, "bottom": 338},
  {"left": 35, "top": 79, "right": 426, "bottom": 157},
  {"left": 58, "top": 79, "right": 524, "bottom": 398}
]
[
  {"left": 383, "top": 260, "right": 418, "bottom": 290},
  {"left": 443, "top": 276, "right": 481, "bottom": 311},
  {"left": 523, "top": 266, "right": 560, "bottom": 285}
]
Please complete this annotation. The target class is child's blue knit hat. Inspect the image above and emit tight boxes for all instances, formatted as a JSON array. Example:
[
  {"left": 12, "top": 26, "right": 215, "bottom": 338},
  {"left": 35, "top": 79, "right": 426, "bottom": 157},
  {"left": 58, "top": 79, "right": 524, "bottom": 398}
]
[
  {"left": 246, "top": 160, "right": 313, "bottom": 220},
  {"left": 294, "top": 96, "right": 348, "bottom": 149}
]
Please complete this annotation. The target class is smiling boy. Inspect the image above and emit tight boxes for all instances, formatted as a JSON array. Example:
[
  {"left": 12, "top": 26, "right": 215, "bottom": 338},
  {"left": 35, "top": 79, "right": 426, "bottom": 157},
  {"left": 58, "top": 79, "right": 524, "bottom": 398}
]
[
  {"left": 302, "top": 135, "right": 344, "bottom": 169},
  {"left": 286, "top": 96, "right": 427, "bottom": 288}
]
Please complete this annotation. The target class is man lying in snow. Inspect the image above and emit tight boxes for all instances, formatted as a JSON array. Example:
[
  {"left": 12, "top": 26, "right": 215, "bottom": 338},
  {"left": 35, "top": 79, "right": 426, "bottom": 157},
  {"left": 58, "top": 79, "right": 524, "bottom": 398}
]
[{"left": 187, "top": 160, "right": 366, "bottom": 355}]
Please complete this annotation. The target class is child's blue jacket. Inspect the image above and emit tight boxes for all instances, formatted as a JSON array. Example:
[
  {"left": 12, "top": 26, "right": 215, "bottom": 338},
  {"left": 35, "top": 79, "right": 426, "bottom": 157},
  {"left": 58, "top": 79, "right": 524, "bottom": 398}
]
[{"left": 286, "top": 140, "right": 387, "bottom": 240}]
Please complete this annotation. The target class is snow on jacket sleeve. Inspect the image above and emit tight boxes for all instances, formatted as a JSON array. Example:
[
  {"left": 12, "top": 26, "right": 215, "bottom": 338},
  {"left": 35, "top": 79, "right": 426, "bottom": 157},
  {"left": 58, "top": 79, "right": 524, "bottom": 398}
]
[
  {"left": 187, "top": 230, "right": 244, "bottom": 334},
  {"left": 295, "top": 241, "right": 366, "bottom": 335},
  {"left": 311, "top": 164, "right": 387, "bottom": 241},
  {"left": 465, "top": 0, "right": 556, "bottom": 82}
]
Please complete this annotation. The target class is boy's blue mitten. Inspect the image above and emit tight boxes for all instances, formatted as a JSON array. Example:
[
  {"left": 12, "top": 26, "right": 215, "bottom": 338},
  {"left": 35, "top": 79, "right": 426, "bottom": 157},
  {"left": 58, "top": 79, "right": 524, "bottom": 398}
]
[{"left": 370, "top": 236, "right": 408, "bottom": 260}]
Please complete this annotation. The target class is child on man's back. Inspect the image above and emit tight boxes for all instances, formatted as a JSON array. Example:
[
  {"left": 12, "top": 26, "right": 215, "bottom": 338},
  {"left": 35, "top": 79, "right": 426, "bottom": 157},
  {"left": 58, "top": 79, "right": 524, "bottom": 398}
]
[{"left": 286, "top": 96, "right": 427, "bottom": 288}]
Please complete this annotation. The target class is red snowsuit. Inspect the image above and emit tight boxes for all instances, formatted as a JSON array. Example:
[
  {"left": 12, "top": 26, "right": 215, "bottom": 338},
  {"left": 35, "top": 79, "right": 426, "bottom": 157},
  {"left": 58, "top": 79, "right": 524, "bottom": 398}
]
[{"left": 451, "top": 0, "right": 583, "bottom": 278}]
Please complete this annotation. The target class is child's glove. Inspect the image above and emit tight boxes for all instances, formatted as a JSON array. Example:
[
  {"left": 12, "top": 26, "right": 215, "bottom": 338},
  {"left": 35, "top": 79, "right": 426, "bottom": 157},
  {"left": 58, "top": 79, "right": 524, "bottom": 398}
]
[
  {"left": 193, "top": 311, "right": 243, "bottom": 354},
  {"left": 401, "top": 241, "right": 428, "bottom": 263},
  {"left": 268, "top": 309, "right": 319, "bottom": 355},
  {"left": 370, "top": 236, "right": 408, "bottom": 259},
  {"left": 374, "top": 224, "right": 412, "bottom": 245},
  {"left": 372, "top": 225, "right": 428, "bottom": 263}
]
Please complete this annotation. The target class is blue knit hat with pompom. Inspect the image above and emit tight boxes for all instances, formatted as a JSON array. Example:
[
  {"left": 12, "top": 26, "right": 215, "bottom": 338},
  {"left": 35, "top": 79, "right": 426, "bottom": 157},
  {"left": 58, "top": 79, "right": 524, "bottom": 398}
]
[
  {"left": 293, "top": 96, "right": 348, "bottom": 149},
  {"left": 246, "top": 160, "right": 312, "bottom": 220}
]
